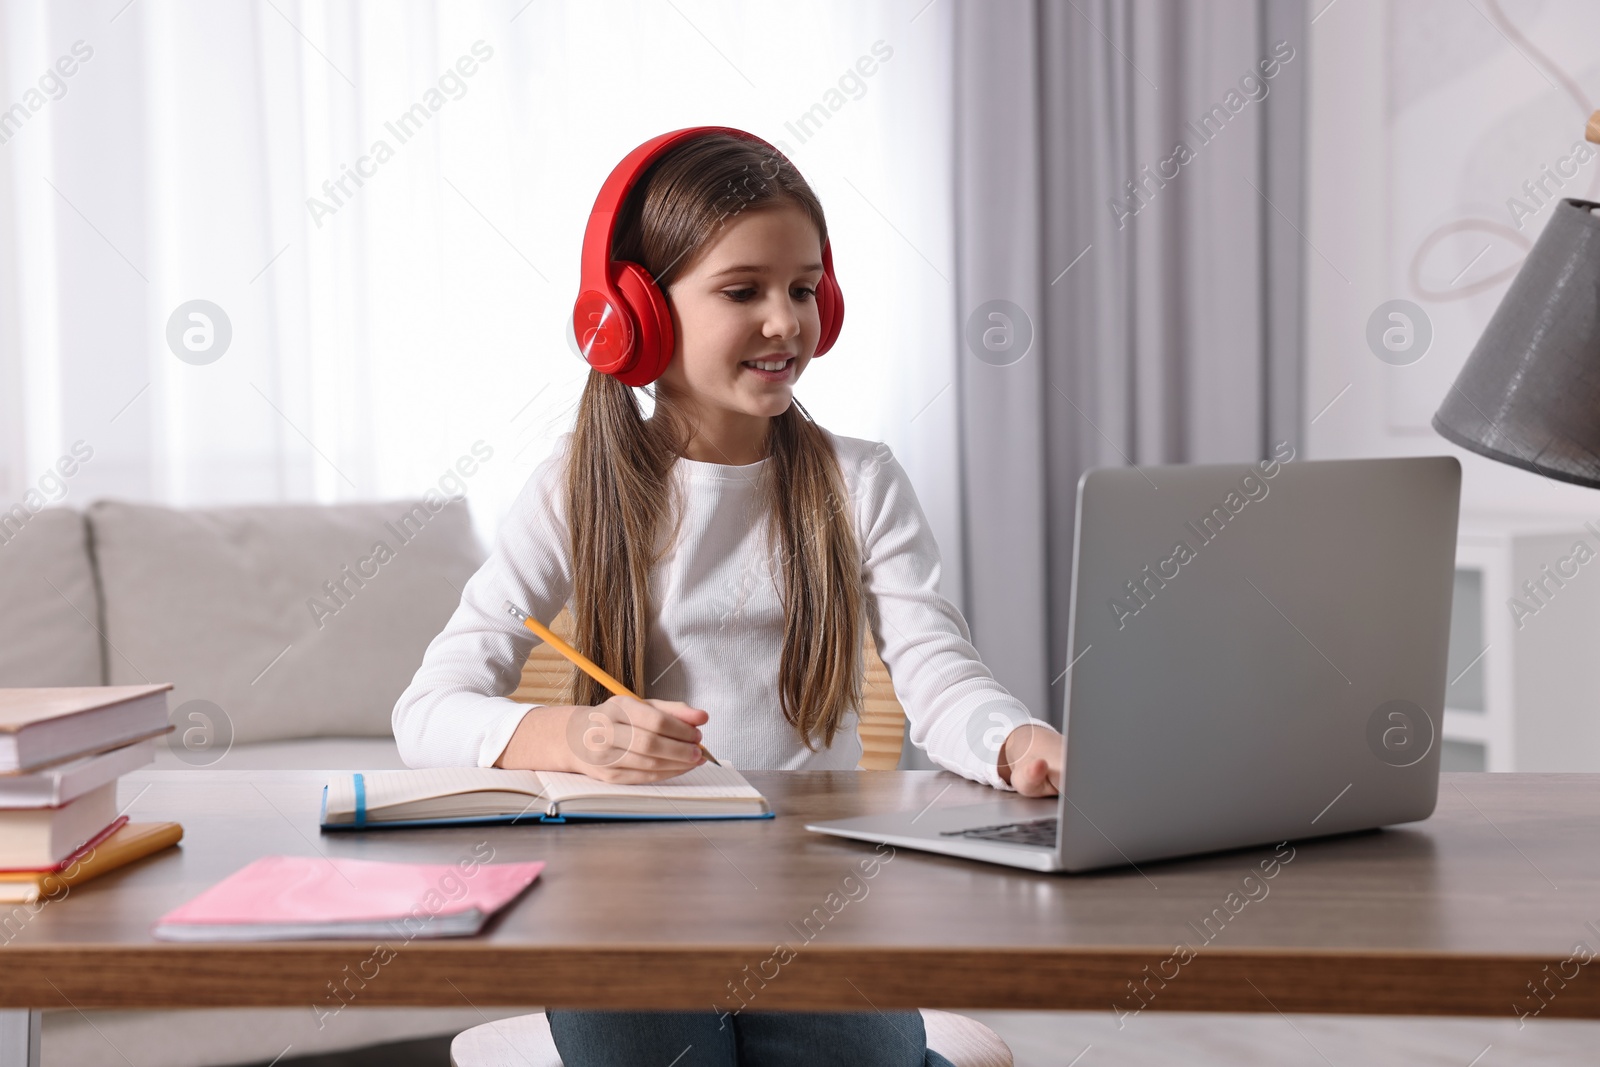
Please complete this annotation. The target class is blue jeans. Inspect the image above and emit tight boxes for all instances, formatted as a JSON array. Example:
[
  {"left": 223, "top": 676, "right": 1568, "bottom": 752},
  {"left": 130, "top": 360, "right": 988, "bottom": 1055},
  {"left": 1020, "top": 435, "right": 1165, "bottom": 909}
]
[{"left": 547, "top": 1009, "right": 957, "bottom": 1066}]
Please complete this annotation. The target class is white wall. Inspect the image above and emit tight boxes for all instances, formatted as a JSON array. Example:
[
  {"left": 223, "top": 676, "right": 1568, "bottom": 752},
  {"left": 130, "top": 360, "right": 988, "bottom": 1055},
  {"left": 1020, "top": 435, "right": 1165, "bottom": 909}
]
[{"left": 1305, "top": 0, "right": 1600, "bottom": 528}]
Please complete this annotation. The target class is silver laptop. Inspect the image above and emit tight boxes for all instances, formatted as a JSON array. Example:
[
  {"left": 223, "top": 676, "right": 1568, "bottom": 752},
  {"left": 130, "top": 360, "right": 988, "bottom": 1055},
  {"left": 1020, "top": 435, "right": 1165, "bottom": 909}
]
[{"left": 807, "top": 455, "right": 1461, "bottom": 873}]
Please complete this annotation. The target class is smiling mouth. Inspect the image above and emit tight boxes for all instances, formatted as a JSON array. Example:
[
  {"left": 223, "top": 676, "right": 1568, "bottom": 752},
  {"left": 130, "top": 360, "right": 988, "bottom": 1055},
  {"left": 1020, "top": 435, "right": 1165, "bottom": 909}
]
[{"left": 741, "top": 357, "right": 796, "bottom": 376}]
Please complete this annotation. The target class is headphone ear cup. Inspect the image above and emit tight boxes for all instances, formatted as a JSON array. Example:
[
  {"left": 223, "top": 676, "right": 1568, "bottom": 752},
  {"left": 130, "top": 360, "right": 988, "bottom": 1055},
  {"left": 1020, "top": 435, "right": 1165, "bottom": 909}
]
[
  {"left": 610, "top": 261, "right": 676, "bottom": 386},
  {"left": 814, "top": 267, "right": 844, "bottom": 357}
]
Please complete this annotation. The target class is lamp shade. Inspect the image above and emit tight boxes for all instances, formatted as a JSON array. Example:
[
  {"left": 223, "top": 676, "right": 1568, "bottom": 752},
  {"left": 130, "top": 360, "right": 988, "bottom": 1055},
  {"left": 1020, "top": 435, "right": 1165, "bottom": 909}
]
[{"left": 1433, "top": 197, "right": 1600, "bottom": 489}]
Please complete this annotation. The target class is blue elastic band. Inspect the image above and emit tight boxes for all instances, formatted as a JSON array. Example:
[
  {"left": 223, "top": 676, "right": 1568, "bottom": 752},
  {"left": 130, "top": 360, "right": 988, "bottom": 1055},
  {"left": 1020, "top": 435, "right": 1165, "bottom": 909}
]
[{"left": 353, "top": 773, "right": 366, "bottom": 827}]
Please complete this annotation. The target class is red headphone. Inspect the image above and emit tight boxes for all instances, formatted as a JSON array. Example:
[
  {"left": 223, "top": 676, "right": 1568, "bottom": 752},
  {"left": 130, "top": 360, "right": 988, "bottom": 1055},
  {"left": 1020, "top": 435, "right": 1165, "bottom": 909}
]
[{"left": 572, "top": 126, "right": 845, "bottom": 387}]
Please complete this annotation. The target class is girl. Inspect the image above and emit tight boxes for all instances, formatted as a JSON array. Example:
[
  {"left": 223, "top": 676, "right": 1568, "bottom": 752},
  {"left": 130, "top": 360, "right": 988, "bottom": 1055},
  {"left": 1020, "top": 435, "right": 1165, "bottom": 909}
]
[{"left": 393, "top": 128, "right": 1065, "bottom": 1066}]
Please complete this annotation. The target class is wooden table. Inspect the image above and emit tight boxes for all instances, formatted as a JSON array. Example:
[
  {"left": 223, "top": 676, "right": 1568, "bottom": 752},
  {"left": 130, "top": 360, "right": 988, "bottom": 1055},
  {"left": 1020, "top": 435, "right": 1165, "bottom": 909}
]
[{"left": 2, "top": 769, "right": 1598, "bottom": 1064}]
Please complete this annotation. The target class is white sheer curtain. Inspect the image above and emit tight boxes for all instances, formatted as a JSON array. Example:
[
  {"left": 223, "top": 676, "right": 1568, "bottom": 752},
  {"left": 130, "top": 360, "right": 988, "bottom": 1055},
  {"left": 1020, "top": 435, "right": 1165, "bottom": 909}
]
[{"left": 0, "top": 0, "right": 960, "bottom": 560}]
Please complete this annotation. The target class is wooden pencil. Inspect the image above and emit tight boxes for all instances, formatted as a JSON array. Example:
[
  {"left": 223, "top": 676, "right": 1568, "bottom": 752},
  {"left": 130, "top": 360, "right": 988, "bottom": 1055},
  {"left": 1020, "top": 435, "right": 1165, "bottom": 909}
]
[{"left": 503, "top": 601, "right": 720, "bottom": 766}]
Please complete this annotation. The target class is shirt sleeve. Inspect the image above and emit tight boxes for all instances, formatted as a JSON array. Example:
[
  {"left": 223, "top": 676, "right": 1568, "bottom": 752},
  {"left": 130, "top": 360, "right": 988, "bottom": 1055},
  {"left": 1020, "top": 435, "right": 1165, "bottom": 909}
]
[
  {"left": 391, "top": 435, "right": 576, "bottom": 768},
  {"left": 853, "top": 443, "right": 1054, "bottom": 789}
]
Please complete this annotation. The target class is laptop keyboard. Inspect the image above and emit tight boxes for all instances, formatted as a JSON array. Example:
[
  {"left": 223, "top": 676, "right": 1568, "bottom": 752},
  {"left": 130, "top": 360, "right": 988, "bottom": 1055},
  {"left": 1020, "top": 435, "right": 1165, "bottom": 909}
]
[{"left": 939, "top": 817, "right": 1058, "bottom": 848}]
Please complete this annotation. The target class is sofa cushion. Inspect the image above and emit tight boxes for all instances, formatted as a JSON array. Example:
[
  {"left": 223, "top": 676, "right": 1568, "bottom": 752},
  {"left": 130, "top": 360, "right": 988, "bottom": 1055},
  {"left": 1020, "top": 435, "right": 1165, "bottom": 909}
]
[
  {"left": 0, "top": 506, "right": 104, "bottom": 686},
  {"left": 89, "top": 497, "right": 484, "bottom": 745}
]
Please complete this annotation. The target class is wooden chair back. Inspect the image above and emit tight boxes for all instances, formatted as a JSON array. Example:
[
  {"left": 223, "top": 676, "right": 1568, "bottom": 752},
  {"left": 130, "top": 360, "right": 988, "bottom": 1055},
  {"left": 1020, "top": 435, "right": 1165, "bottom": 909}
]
[{"left": 512, "top": 608, "right": 905, "bottom": 769}]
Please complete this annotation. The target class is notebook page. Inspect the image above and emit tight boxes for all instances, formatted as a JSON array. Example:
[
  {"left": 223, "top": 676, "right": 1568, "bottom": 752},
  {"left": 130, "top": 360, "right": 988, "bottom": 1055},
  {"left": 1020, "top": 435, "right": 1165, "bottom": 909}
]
[
  {"left": 325, "top": 768, "right": 545, "bottom": 818},
  {"left": 535, "top": 761, "right": 763, "bottom": 804}
]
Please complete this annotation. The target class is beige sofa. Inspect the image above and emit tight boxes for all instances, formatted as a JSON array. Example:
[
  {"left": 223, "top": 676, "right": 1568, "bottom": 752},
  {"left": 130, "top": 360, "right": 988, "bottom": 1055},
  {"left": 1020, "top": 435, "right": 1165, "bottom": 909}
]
[{"left": 0, "top": 498, "right": 529, "bottom": 1066}]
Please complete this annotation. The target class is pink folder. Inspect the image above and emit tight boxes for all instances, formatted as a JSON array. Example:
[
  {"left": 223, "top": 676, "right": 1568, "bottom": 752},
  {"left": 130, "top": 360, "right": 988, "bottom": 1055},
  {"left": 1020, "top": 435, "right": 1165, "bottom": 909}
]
[{"left": 153, "top": 854, "right": 544, "bottom": 941}]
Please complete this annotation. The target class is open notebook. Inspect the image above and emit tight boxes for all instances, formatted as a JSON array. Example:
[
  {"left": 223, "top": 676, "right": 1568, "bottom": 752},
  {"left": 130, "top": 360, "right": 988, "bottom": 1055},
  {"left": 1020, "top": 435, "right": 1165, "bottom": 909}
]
[{"left": 320, "top": 763, "right": 772, "bottom": 829}]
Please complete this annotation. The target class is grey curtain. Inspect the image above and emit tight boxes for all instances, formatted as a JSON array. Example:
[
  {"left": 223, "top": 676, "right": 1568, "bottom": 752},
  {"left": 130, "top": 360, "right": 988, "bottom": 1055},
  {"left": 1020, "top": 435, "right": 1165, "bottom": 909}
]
[{"left": 948, "top": 0, "right": 1308, "bottom": 735}]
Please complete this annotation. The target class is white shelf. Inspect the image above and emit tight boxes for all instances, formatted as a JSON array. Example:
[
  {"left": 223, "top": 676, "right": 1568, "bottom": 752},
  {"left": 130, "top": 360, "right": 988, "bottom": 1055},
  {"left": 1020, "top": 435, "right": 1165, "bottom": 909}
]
[
  {"left": 1445, "top": 519, "right": 1600, "bottom": 771},
  {"left": 1441, "top": 709, "right": 1492, "bottom": 744}
]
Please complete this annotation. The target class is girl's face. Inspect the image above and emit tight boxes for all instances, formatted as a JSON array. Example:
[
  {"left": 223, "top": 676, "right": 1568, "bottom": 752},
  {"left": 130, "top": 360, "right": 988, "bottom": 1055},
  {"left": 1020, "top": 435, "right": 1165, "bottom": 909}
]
[{"left": 658, "top": 202, "right": 824, "bottom": 446}]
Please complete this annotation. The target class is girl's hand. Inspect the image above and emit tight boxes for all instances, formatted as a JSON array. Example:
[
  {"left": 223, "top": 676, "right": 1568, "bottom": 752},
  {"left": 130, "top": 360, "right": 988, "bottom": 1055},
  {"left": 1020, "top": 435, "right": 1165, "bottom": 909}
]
[
  {"left": 997, "top": 723, "right": 1064, "bottom": 797},
  {"left": 566, "top": 696, "right": 710, "bottom": 783},
  {"left": 496, "top": 697, "right": 709, "bottom": 784}
]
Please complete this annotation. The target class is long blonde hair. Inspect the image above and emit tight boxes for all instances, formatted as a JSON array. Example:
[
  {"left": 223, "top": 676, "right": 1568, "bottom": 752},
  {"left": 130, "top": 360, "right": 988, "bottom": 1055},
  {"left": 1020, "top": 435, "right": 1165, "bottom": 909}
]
[{"left": 562, "top": 133, "right": 865, "bottom": 750}]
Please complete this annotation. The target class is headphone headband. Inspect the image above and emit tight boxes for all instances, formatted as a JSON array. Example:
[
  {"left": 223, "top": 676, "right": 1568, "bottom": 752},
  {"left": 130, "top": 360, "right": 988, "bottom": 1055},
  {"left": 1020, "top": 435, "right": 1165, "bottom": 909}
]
[{"left": 572, "top": 126, "right": 845, "bottom": 386}]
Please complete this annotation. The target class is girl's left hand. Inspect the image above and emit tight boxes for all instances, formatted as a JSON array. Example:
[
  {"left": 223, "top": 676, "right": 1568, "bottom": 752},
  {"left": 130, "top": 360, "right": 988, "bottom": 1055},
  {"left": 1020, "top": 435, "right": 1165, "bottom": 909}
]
[{"left": 997, "top": 723, "right": 1064, "bottom": 797}]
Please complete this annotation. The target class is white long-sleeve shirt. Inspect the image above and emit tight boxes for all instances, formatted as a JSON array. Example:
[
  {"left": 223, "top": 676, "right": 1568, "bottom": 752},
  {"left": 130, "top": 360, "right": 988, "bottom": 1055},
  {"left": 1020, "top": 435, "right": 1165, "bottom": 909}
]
[{"left": 391, "top": 427, "right": 1052, "bottom": 789}]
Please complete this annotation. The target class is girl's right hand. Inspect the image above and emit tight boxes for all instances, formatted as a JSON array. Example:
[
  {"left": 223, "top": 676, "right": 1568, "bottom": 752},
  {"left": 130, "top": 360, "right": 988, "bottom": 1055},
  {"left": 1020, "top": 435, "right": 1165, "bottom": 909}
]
[
  {"left": 496, "top": 696, "right": 709, "bottom": 783},
  {"left": 564, "top": 696, "right": 710, "bottom": 783}
]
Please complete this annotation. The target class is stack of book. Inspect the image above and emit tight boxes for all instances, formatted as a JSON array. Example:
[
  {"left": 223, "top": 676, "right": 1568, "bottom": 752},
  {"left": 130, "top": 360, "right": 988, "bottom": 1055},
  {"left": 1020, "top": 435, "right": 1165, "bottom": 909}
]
[{"left": 0, "top": 684, "right": 183, "bottom": 904}]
